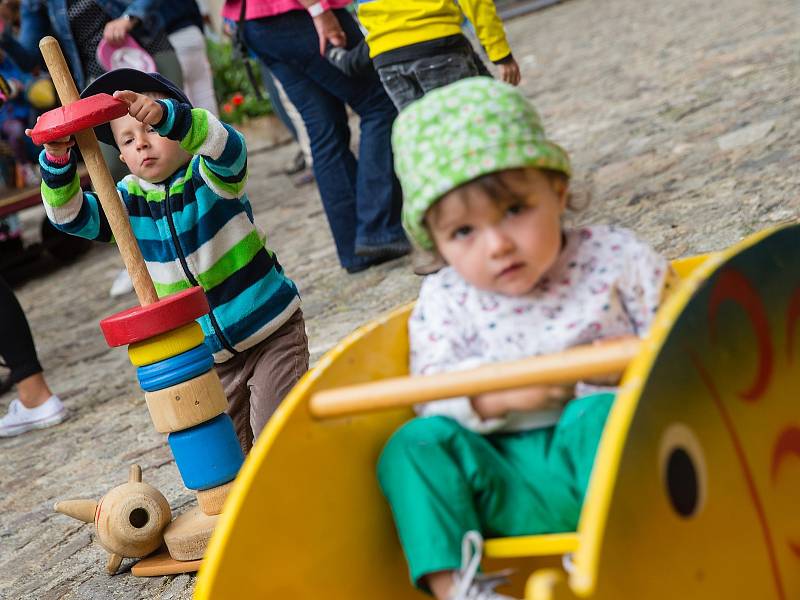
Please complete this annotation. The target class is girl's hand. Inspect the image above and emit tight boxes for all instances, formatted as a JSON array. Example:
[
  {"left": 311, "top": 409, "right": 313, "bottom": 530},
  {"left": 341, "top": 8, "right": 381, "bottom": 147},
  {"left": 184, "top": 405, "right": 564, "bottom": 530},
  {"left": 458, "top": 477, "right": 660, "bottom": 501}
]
[
  {"left": 471, "top": 384, "right": 574, "bottom": 419},
  {"left": 113, "top": 90, "right": 164, "bottom": 126},
  {"left": 26, "top": 129, "right": 74, "bottom": 156}
]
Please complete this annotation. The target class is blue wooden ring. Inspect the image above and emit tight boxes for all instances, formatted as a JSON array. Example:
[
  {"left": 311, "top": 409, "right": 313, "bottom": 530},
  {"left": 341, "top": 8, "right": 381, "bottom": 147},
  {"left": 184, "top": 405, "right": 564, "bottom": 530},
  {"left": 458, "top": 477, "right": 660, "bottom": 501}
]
[
  {"left": 137, "top": 344, "right": 215, "bottom": 392},
  {"left": 168, "top": 413, "right": 244, "bottom": 491}
]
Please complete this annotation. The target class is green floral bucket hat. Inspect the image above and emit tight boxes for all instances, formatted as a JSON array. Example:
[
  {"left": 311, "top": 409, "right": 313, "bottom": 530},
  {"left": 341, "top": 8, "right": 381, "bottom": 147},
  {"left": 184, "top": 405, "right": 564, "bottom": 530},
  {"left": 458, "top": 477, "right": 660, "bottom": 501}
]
[{"left": 393, "top": 77, "right": 571, "bottom": 250}]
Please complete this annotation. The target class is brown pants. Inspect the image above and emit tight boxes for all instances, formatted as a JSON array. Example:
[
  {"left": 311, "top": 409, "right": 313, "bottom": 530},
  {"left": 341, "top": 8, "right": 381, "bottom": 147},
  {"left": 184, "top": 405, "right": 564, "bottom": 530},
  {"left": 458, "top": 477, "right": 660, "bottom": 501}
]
[{"left": 215, "top": 308, "right": 309, "bottom": 454}]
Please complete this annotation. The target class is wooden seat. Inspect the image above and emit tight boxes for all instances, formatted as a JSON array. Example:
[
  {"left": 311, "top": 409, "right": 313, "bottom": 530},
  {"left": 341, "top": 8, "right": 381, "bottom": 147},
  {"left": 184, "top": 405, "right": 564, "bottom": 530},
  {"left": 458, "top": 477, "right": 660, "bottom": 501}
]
[{"left": 485, "top": 533, "right": 578, "bottom": 559}]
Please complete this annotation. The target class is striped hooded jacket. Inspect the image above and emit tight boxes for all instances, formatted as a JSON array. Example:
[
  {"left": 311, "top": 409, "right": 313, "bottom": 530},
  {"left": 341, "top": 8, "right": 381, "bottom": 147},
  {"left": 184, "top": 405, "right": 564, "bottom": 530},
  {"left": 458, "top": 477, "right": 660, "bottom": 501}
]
[{"left": 39, "top": 99, "right": 301, "bottom": 362}]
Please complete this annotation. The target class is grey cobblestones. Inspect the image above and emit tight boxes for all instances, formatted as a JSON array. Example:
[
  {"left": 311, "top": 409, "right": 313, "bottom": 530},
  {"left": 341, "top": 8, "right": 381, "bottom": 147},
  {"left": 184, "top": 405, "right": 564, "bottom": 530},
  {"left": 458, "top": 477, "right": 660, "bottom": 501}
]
[{"left": 0, "top": 0, "right": 796, "bottom": 596}]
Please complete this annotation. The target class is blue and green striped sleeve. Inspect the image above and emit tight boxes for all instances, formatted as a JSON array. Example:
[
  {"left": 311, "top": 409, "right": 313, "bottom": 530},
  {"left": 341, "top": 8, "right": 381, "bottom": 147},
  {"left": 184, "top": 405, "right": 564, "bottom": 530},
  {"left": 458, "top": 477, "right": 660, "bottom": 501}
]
[
  {"left": 155, "top": 99, "right": 248, "bottom": 200},
  {"left": 38, "top": 150, "right": 113, "bottom": 243}
]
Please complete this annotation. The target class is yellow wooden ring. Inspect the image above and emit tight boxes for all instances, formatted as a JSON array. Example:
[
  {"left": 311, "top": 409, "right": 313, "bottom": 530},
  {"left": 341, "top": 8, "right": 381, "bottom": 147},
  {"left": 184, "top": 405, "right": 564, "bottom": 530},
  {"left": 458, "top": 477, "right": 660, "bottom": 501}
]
[
  {"left": 144, "top": 369, "right": 228, "bottom": 433},
  {"left": 128, "top": 322, "right": 205, "bottom": 367}
]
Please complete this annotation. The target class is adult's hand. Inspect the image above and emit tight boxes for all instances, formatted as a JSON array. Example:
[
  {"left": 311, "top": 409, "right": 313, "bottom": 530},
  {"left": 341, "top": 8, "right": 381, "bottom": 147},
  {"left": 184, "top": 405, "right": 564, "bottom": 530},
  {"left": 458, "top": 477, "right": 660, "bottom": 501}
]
[
  {"left": 103, "top": 16, "right": 136, "bottom": 47},
  {"left": 312, "top": 11, "right": 346, "bottom": 56}
]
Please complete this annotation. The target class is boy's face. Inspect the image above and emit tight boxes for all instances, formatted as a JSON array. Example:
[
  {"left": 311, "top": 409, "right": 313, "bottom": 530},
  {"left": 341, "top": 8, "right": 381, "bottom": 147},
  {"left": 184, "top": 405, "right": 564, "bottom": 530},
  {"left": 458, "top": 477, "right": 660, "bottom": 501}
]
[
  {"left": 111, "top": 113, "right": 191, "bottom": 182},
  {"left": 427, "top": 168, "right": 568, "bottom": 297}
]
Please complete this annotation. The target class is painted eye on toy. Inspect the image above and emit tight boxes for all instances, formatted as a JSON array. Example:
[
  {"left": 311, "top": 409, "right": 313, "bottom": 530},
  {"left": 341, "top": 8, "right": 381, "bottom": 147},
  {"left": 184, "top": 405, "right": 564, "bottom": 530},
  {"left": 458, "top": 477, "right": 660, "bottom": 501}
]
[{"left": 658, "top": 422, "right": 708, "bottom": 518}]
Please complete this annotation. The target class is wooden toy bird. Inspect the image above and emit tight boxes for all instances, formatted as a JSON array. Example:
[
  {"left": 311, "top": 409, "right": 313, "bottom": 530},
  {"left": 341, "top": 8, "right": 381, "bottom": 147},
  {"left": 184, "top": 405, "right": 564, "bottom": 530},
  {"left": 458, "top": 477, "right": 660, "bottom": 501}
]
[{"left": 54, "top": 465, "right": 171, "bottom": 574}]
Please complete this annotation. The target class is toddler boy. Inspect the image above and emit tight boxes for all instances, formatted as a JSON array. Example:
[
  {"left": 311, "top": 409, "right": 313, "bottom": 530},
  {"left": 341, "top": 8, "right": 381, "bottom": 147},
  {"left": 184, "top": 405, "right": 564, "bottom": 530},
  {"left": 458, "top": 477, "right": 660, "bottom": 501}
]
[{"left": 34, "top": 69, "right": 309, "bottom": 453}]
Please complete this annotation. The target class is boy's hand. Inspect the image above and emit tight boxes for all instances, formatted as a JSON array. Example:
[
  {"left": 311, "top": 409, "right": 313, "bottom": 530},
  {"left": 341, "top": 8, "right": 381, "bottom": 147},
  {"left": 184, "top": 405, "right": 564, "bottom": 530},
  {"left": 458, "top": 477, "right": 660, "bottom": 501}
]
[
  {"left": 113, "top": 90, "right": 164, "bottom": 126},
  {"left": 25, "top": 128, "right": 74, "bottom": 156},
  {"left": 498, "top": 57, "right": 521, "bottom": 86}
]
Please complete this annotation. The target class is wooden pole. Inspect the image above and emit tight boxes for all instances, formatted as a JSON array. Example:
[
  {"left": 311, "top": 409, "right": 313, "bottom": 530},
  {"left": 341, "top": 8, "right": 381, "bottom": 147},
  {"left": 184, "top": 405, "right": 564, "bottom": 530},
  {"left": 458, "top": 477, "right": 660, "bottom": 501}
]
[
  {"left": 310, "top": 337, "right": 641, "bottom": 418},
  {"left": 38, "top": 36, "right": 158, "bottom": 307}
]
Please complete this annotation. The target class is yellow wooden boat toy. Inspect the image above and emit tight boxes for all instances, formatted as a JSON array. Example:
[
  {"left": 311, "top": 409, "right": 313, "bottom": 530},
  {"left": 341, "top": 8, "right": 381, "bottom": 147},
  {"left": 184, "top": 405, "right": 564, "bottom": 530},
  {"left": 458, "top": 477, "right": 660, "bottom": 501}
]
[{"left": 195, "top": 224, "right": 800, "bottom": 599}]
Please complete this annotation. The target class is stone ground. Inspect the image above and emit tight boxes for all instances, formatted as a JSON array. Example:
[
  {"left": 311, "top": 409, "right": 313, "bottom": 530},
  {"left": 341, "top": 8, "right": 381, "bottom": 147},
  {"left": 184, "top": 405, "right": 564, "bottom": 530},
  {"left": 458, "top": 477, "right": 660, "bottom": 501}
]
[{"left": 1, "top": 0, "right": 797, "bottom": 597}]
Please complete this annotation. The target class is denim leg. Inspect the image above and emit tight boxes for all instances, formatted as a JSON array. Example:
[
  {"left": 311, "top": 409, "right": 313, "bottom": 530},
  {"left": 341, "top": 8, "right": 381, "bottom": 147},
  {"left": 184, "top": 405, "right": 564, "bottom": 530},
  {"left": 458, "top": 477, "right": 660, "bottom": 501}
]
[
  {"left": 296, "top": 11, "right": 406, "bottom": 249},
  {"left": 377, "top": 65, "right": 425, "bottom": 111},
  {"left": 243, "top": 11, "right": 404, "bottom": 269},
  {"left": 268, "top": 64, "right": 362, "bottom": 267},
  {"left": 346, "top": 72, "right": 406, "bottom": 247}
]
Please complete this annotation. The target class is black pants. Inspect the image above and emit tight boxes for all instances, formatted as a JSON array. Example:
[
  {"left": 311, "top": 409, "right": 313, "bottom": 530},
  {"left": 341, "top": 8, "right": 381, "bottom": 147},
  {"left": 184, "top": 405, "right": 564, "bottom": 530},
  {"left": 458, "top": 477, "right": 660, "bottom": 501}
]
[
  {"left": 0, "top": 275, "right": 42, "bottom": 384},
  {"left": 376, "top": 46, "right": 485, "bottom": 111}
]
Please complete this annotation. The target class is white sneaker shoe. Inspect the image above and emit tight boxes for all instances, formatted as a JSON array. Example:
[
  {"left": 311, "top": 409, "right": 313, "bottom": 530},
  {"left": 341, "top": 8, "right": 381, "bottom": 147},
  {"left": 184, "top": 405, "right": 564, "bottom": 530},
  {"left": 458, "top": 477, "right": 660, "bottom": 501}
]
[
  {"left": 109, "top": 269, "right": 134, "bottom": 298},
  {"left": 449, "top": 531, "right": 518, "bottom": 600},
  {"left": 0, "top": 395, "right": 67, "bottom": 437}
]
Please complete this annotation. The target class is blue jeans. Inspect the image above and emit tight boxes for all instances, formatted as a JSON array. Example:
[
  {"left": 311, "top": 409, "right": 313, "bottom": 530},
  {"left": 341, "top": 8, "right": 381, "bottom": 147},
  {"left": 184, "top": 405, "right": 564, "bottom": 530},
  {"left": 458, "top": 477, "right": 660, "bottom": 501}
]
[{"left": 243, "top": 10, "right": 406, "bottom": 271}]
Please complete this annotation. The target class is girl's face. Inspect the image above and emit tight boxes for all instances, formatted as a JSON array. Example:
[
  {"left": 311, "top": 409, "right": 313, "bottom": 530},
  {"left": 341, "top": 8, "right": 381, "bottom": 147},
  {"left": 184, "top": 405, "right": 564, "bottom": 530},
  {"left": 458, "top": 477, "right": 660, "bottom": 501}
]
[{"left": 426, "top": 168, "right": 568, "bottom": 296}]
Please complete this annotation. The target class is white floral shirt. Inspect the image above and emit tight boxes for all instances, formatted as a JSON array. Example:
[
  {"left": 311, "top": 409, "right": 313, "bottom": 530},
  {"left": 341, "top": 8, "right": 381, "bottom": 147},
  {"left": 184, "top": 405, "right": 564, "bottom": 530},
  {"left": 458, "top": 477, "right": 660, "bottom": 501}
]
[{"left": 409, "top": 225, "right": 674, "bottom": 434}]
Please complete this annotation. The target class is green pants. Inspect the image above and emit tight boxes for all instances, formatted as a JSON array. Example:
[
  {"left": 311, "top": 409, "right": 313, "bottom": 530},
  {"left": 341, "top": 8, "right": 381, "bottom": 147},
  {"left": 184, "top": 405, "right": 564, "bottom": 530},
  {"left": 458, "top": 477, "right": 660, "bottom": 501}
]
[{"left": 377, "top": 392, "right": 614, "bottom": 586}]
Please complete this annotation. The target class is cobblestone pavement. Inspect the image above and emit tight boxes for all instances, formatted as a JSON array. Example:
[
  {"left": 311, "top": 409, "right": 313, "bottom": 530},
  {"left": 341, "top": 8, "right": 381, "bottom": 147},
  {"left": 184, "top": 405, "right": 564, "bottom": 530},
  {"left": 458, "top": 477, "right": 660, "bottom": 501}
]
[{"left": 1, "top": 0, "right": 797, "bottom": 597}]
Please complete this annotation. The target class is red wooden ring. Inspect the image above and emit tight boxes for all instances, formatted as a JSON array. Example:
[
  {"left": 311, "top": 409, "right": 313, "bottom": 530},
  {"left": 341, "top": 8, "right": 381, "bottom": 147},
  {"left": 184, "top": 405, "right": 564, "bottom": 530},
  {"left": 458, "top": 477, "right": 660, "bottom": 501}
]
[
  {"left": 30, "top": 94, "right": 129, "bottom": 145},
  {"left": 100, "top": 287, "right": 210, "bottom": 347}
]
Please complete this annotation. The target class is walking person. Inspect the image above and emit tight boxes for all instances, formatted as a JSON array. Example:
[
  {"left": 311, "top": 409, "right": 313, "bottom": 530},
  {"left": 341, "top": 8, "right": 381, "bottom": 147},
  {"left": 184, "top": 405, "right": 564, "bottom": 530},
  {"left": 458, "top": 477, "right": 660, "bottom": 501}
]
[
  {"left": 222, "top": 0, "right": 410, "bottom": 274},
  {"left": 0, "top": 275, "right": 67, "bottom": 437}
]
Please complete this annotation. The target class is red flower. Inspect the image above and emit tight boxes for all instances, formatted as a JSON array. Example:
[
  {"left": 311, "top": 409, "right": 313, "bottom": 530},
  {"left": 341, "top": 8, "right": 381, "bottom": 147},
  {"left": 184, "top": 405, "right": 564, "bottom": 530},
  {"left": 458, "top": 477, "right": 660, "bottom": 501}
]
[
  {"left": 232, "top": 93, "right": 245, "bottom": 106},
  {"left": 223, "top": 103, "right": 234, "bottom": 114}
]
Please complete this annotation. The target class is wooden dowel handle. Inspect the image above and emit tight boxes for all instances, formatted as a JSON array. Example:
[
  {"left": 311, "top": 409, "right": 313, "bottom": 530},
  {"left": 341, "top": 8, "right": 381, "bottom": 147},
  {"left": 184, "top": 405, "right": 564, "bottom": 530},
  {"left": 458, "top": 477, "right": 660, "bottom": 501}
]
[
  {"left": 310, "top": 338, "right": 641, "bottom": 419},
  {"left": 39, "top": 36, "right": 158, "bottom": 306}
]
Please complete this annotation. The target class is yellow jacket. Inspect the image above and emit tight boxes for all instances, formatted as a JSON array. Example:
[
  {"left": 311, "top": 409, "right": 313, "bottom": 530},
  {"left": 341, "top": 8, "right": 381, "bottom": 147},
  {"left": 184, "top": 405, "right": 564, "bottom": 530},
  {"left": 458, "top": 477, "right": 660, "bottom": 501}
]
[{"left": 357, "top": 0, "right": 512, "bottom": 63}]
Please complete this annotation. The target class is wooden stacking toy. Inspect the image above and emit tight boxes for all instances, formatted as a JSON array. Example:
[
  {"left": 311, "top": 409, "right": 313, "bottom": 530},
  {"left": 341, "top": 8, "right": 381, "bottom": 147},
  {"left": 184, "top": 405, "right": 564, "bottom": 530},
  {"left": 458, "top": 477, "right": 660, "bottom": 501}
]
[
  {"left": 38, "top": 36, "right": 243, "bottom": 575},
  {"left": 54, "top": 465, "right": 171, "bottom": 574}
]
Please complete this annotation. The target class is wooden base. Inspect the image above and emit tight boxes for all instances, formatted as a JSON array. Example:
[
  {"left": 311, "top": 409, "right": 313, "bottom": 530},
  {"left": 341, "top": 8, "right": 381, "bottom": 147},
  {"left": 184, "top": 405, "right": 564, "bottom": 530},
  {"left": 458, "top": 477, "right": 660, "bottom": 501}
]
[
  {"left": 163, "top": 505, "right": 219, "bottom": 561},
  {"left": 131, "top": 549, "right": 202, "bottom": 577}
]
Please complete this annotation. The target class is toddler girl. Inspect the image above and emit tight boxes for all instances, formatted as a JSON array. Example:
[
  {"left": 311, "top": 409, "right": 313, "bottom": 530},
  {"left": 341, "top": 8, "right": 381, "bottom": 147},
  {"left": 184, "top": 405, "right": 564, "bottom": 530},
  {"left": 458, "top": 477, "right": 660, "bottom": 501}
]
[{"left": 379, "top": 77, "right": 674, "bottom": 600}]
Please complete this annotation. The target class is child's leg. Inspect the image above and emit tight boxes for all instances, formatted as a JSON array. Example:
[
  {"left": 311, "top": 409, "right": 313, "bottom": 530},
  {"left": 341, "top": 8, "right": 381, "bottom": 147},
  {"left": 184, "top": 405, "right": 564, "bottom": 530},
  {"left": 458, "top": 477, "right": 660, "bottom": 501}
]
[
  {"left": 244, "top": 308, "right": 309, "bottom": 441},
  {"left": 550, "top": 392, "right": 616, "bottom": 508},
  {"left": 216, "top": 353, "right": 253, "bottom": 453},
  {"left": 378, "top": 415, "right": 562, "bottom": 591},
  {"left": 215, "top": 309, "right": 309, "bottom": 454}
]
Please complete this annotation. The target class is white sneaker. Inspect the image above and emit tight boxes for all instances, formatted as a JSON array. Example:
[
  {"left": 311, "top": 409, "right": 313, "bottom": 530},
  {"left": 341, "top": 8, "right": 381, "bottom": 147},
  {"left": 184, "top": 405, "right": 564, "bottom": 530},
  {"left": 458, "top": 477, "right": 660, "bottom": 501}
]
[
  {"left": 109, "top": 269, "right": 134, "bottom": 298},
  {"left": 449, "top": 531, "right": 518, "bottom": 600},
  {"left": 0, "top": 395, "right": 67, "bottom": 437}
]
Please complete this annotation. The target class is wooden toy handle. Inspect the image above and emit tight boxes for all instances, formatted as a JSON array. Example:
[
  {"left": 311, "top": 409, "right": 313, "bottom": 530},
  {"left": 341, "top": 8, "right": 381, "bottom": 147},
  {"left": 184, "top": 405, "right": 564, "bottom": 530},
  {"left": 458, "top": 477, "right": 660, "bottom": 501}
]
[
  {"left": 309, "top": 337, "right": 641, "bottom": 418},
  {"left": 39, "top": 36, "right": 158, "bottom": 307}
]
